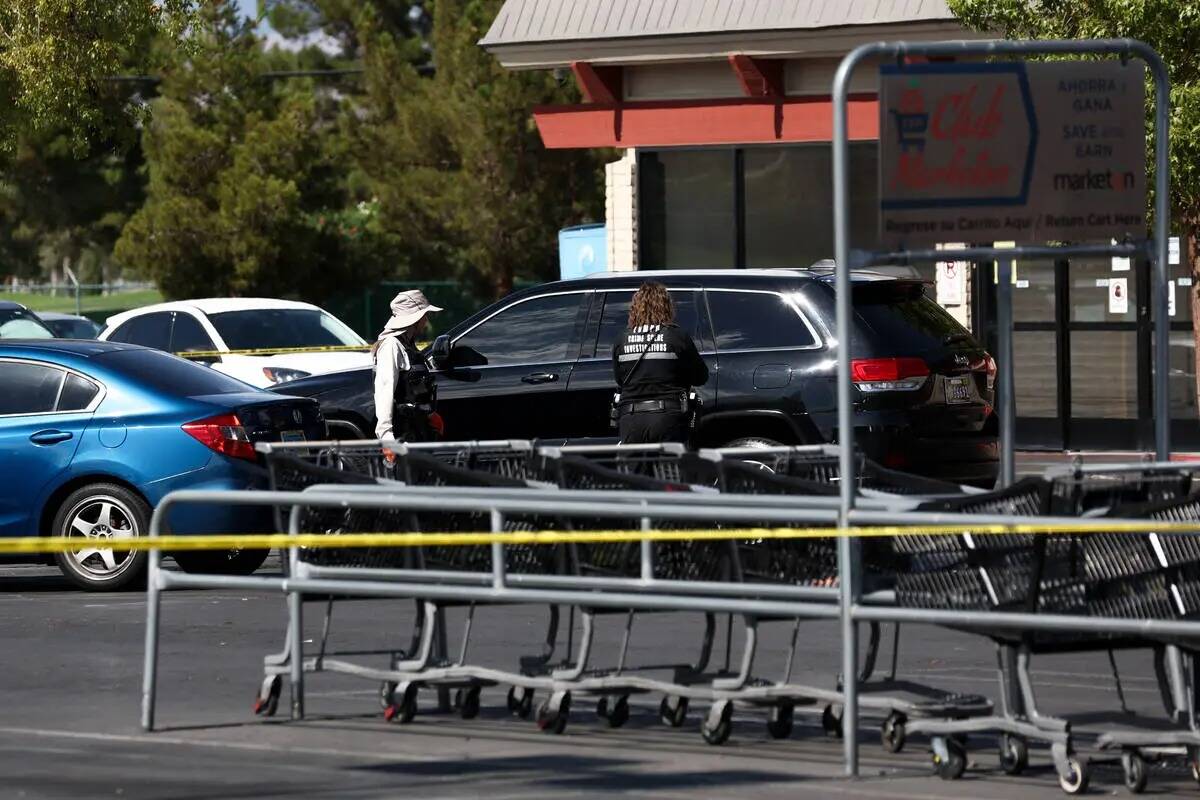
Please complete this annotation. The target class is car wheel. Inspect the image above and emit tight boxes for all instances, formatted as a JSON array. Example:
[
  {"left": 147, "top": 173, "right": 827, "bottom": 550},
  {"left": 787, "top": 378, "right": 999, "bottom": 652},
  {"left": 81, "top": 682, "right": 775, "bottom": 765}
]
[
  {"left": 722, "top": 437, "right": 786, "bottom": 472},
  {"left": 52, "top": 483, "right": 149, "bottom": 592},
  {"left": 173, "top": 548, "right": 270, "bottom": 576}
]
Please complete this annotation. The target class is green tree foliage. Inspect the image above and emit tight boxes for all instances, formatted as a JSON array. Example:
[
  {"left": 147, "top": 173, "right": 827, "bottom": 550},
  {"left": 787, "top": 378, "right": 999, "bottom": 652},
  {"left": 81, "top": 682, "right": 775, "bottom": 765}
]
[
  {"left": 352, "top": 0, "right": 607, "bottom": 298},
  {"left": 115, "top": 2, "right": 389, "bottom": 300},
  {"left": 0, "top": 0, "right": 195, "bottom": 156},
  {"left": 2, "top": 124, "right": 145, "bottom": 282}
]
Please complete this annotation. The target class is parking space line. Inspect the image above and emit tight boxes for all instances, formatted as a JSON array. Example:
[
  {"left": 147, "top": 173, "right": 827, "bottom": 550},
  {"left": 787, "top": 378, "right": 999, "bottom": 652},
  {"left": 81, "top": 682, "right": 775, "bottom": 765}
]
[{"left": 0, "top": 725, "right": 435, "bottom": 763}]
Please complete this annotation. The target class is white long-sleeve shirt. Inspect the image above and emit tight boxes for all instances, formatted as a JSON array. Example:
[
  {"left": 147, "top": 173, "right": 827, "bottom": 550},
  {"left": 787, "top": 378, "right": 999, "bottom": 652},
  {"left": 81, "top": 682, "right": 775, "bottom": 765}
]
[{"left": 373, "top": 335, "right": 412, "bottom": 440}]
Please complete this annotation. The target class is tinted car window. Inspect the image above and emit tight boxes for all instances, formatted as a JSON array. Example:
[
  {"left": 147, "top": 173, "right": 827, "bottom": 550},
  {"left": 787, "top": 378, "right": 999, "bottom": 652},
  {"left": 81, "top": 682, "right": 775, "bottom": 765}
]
[
  {"left": 208, "top": 309, "right": 362, "bottom": 350},
  {"left": 707, "top": 290, "right": 817, "bottom": 351},
  {"left": 853, "top": 282, "right": 971, "bottom": 351},
  {"left": 94, "top": 349, "right": 253, "bottom": 396},
  {"left": 108, "top": 312, "right": 173, "bottom": 350},
  {"left": 58, "top": 373, "right": 100, "bottom": 411},
  {"left": 0, "top": 362, "right": 64, "bottom": 414},
  {"left": 454, "top": 293, "right": 583, "bottom": 367},
  {"left": 46, "top": 318, "right": 101, "bottom": 339},
  {"left": 0, "top": 309, "right": 55, "bottom": 339},
  {"left": 596, "top": 290, "right": 701, "bottom": 357},
  {"left": 170, "top": 313, "right": 216, "bottom": 353}
]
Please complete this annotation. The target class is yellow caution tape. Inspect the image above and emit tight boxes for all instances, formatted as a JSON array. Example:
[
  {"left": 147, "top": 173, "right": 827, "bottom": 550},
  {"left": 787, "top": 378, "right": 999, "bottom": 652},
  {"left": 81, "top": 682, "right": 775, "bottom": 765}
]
[
  {"left": 176, "top": 344, "right": 372, "bottom": 359},
  {"left": 7, "top": 520, "right": 1200, "bottom": 556},
  {"left": 175, "top": 341, "right": 431, "bottom": 359}
]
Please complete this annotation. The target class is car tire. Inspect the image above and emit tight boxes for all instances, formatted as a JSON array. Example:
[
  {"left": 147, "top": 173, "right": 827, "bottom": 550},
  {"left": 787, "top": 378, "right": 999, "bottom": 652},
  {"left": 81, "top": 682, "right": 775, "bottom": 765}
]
[
  {"left": 51, "top": 483, "right": 150, "bottom": 592},
  {"left": 722, "top": 437, "right": 788, "bottom": 473},
  {"left": 723, "top": 437, "right": 786, "bottom": 450},
  {"left": 173, "top": 548, "right": 270, "bottom": 576}
]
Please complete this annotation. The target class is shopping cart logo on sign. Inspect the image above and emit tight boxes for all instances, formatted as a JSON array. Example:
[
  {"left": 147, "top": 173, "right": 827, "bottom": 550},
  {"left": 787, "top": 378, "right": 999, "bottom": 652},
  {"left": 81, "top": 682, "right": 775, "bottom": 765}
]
[{"left": 890, "top": 86, "right": 929, "bottom": 153}]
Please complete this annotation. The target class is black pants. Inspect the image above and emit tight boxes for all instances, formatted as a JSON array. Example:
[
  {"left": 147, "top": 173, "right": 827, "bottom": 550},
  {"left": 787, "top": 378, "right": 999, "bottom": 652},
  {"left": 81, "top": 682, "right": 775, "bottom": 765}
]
[{"left": 618, "top": 411, "right": 688, "bottom": 444}]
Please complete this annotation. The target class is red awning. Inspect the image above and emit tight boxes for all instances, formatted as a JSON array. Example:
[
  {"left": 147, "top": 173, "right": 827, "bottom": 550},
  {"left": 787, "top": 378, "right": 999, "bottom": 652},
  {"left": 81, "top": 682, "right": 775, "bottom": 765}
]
[{"left": 533, "top": 94, "right": 879, "bottom": 149}]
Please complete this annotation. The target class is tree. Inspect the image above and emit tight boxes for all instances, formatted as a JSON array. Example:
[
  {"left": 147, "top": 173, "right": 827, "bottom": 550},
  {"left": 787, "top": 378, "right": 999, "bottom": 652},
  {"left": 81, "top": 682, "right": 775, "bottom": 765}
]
[
  {"left": 351, "top": 0, "right": 607, "bottom": 298},
  {"left": 114, "top": 2, "right": 390, "bottom": 300},
  {"left": 948, "top": 0, "right": 1200, "bottom": 409},
  {"left": 3, "top": 124, "right": 146, "bottom": 285},
  {"left": 0, "top": 1, "right": 195, "bottom": 157}
]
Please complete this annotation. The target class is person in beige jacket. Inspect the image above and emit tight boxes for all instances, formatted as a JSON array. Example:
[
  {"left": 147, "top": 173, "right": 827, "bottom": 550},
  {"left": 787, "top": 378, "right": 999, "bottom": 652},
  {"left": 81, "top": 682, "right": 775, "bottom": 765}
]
[{"left": 372, "top": 290, "right": 443, "bottom": 462}]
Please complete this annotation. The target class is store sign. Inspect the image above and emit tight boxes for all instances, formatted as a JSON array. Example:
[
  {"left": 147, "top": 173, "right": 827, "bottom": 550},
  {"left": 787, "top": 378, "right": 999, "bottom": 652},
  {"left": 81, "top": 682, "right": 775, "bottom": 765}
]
[{"left": 879, "top": 60, "right": 1146, "bottom": 247}]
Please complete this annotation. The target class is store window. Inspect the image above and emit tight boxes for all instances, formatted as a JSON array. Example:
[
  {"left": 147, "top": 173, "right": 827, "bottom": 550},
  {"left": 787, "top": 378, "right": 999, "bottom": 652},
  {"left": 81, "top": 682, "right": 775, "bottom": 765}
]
[
  {"left": 639, "top": 151, "right": 735, "bottom": 268},
  {"left": 744, "top": 144, "right": 879, "bottom": 267},
  {"left": 638, "top": 144, "right": 879, "bottom": 270}
]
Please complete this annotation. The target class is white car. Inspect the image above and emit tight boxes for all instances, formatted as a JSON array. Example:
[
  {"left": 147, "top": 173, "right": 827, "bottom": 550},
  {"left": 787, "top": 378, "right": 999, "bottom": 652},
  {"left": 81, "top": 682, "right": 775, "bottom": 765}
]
[{"left": 99, "top": 298, "right": 373, "bottom": 387}]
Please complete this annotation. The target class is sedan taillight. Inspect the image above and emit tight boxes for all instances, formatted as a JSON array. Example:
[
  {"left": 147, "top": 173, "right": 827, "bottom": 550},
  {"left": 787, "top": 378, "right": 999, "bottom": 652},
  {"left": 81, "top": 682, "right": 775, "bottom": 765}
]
[
  {"left": 182, "top": 413, "right": 256, "bottom": 461},
  {"left": 851, "top": 357, "right": 930, "bottom": 393}
]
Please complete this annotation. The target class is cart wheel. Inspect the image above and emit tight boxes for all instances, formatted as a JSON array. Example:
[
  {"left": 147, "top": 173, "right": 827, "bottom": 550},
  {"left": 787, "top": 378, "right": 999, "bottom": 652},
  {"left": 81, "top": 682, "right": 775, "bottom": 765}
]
[
  {"left": 881, "top": 711, "right": 906, "bottom": 754},
  {"left": 1058, "top": 756, "right": 1089, "bottom": 795},
  {"left": 659, "top": 696, "right": 688, "bottom": 728},
  {"left": 998, "top": 733, "right": 1028, "bottom": 776},
  {"left": 536, "top": 691, "right": 570, "bottom": 734},
  {"left": 383, "top": 683, "right": 418, "bottom": 724},
  {"left": 821, "top": 704, "right": 844, "bottom": 739},
  {"left": 932, "top": 736, "right": 967, "bottom": 781},
  {"left": 597, "top": 695, "right": 630, "bottom": 729},
  {"left": 253, "top": 675, "right": 282, "bottom": 717},
  {"left": 380, "top": 681, "right": 397, "bottom": 711},
  {"left": 506, "top": 686, "right": 534, "bottom": 719},
  {"left": 517, "top": 689, "right": 534, "bottom": 719},
  {"left": 458, "top": 686, "right": 482, "bottom": 720},
  {"left": 766, "top": 703, "right": 794, "bottom": 740},
  {"left": 701, "top": 701, "right": 733, "bottom": 746},
  {"left": 1188, "top": 746, "right": 1200, "bottom": 785},
  {"left": 1122, "top": 751, "right": 1147, "bottom": 794}
]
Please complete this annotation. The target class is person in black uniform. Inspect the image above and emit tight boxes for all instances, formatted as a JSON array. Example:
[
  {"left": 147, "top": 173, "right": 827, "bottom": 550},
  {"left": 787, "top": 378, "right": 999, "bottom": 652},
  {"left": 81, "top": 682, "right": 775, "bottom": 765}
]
[
  {"left": 373, "top": 289, "right": 444, "bottom": 464},
  {"left": 612, "top": 281, "right": 709, "bottom": 444}
]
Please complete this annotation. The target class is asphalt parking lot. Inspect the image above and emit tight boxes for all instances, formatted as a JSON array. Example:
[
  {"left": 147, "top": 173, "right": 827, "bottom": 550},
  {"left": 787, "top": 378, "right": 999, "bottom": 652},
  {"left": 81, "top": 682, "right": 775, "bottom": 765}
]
[{"left": 3, "top": 556, "right": 1200, "bottom": 800}]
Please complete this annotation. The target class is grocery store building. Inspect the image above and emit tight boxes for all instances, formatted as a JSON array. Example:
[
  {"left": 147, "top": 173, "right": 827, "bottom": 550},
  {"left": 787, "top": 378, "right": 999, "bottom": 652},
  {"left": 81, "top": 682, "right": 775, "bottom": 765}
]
[{"left": 481, "top": 0, "right": 1199, "bottom": 451}]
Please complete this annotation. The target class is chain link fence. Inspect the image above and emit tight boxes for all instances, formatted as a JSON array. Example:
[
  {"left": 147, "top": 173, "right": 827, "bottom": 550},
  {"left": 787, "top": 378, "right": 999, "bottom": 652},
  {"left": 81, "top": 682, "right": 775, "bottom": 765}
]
[{"left": 327, "top": 280, "right": 541, "bottom": 340}]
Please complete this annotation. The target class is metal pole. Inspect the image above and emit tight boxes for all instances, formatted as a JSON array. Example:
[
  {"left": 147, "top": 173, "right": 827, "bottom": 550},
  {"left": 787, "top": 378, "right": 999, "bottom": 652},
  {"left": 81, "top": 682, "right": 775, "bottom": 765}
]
[
  {"left": 288, "top": 545, "right": 304, "bottom": 719},
  {"left": 832, "top": 47, "right": 862, "bottom": 778},
  {"left": 640, "top": 504, "right": 653, "bottom": 582},
  {"left": 140, "top": 539, "right": 162, "bottom": 731},
  {"left": 491, "top": 509, "right": 506, "bottom": 590},
  {"left": 997, "top": 256, "right": 1016, "bottom": 487},
  {"left": 1149, "top": 51, "right": 1172, "bottom": 460}
]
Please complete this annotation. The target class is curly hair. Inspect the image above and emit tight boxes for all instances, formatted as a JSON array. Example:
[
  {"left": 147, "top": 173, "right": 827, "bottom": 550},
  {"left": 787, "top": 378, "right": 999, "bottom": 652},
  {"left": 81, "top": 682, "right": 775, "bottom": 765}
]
[{"left": 628, "top": 281, "right": 675, "bottom": 328}]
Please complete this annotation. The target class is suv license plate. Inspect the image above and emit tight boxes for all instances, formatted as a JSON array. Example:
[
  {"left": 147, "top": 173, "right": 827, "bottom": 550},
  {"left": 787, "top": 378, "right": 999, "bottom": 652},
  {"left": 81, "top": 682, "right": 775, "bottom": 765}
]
[
  {"left": 281, "top": 430, "right": 306, "bottom": 442},
  {"left": 945, "top": 376, "right": 972, "bottom": 405}
]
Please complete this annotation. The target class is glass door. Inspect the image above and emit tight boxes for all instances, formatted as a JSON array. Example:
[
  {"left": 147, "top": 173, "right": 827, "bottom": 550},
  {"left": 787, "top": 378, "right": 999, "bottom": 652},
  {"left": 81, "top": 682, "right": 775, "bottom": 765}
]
[
  {"left": 1065, "top": 257, "right": 1143, "bottom": 450},
  {"left": 976, "top": 260, "right": 1065, "bottom": 450}
]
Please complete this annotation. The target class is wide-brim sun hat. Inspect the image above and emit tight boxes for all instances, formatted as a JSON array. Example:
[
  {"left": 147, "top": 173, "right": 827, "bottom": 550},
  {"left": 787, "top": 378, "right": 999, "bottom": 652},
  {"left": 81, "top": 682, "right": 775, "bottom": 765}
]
[{"left": 381, "top": 289, "right": 442, "bottom": 334}]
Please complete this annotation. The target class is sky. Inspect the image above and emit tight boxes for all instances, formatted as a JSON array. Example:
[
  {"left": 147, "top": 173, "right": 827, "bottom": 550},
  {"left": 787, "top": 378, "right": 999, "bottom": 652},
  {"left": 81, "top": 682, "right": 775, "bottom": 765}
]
[{"left": 231, "top": 0, "right": 340, "bottom": 53}]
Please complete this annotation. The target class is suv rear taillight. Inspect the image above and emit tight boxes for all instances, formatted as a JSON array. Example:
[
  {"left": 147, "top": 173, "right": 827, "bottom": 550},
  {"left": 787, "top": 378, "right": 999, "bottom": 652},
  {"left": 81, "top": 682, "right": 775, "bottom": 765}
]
[
  {"left": 182, "top": 413, "right": 256, "bottom": 461},
  {"left": 983, "top": 354, "right": 997, "bottom": 391},
  {"left": 851, "top": 358, "right": 930, "bottom": 392}
]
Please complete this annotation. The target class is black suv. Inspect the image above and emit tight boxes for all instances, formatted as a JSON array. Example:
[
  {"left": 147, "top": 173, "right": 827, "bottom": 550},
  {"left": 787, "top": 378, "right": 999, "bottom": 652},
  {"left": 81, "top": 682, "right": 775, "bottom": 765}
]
[{"left": 274, "top": 270, "right": 999, "bottom": 485}]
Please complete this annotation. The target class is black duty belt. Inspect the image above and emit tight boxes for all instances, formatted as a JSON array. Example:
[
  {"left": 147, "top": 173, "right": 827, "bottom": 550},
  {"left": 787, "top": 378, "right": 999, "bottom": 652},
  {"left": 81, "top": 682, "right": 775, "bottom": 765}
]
[{"left": 620, "top": 399, "right": 684, "bottom": 415}]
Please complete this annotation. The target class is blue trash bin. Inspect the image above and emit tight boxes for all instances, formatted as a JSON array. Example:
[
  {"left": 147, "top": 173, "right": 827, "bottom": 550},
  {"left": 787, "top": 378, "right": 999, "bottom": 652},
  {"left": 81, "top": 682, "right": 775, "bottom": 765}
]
[{"left": 558, "top": 224, "right": 606, "bottom": 281}]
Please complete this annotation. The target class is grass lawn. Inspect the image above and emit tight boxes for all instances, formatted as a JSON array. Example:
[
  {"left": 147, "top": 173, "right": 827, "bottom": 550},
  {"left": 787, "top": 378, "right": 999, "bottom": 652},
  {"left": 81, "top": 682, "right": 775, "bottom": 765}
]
[{"left": 0, "top": 289, "right": 163, "bottom": 321}]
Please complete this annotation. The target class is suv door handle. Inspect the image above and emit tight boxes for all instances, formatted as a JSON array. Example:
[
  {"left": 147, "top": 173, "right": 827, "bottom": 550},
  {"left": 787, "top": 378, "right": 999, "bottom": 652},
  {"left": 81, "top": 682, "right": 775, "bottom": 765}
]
[
  {"left": 30, "top": 429, "right": 73, "bottom": 445},
  {"left": 521, "top": 372, "right": 559, "bottom": 385}
]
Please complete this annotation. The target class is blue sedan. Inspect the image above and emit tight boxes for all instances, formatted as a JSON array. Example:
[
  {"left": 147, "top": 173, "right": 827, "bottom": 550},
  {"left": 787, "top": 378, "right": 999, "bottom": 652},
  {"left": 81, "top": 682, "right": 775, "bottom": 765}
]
[{"left": 0, "top": 340, "right": 326, "bottom": 590}]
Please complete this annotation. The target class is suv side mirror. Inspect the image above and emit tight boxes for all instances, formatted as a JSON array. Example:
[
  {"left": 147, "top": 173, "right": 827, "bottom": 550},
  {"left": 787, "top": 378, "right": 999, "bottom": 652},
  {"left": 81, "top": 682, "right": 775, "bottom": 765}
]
[{"left": 429, "top": 334, "right": 451, "bottom": 367}]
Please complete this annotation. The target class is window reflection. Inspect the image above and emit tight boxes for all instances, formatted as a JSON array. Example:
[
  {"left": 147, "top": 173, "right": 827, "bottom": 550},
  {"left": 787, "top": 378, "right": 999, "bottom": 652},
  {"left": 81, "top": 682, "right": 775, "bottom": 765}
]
[
  {"left": 707, "top": 291, "right": 816, "bottom": 350},
  {"left": 455, "top": 294, "right": 582, "bottom": 367}
]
